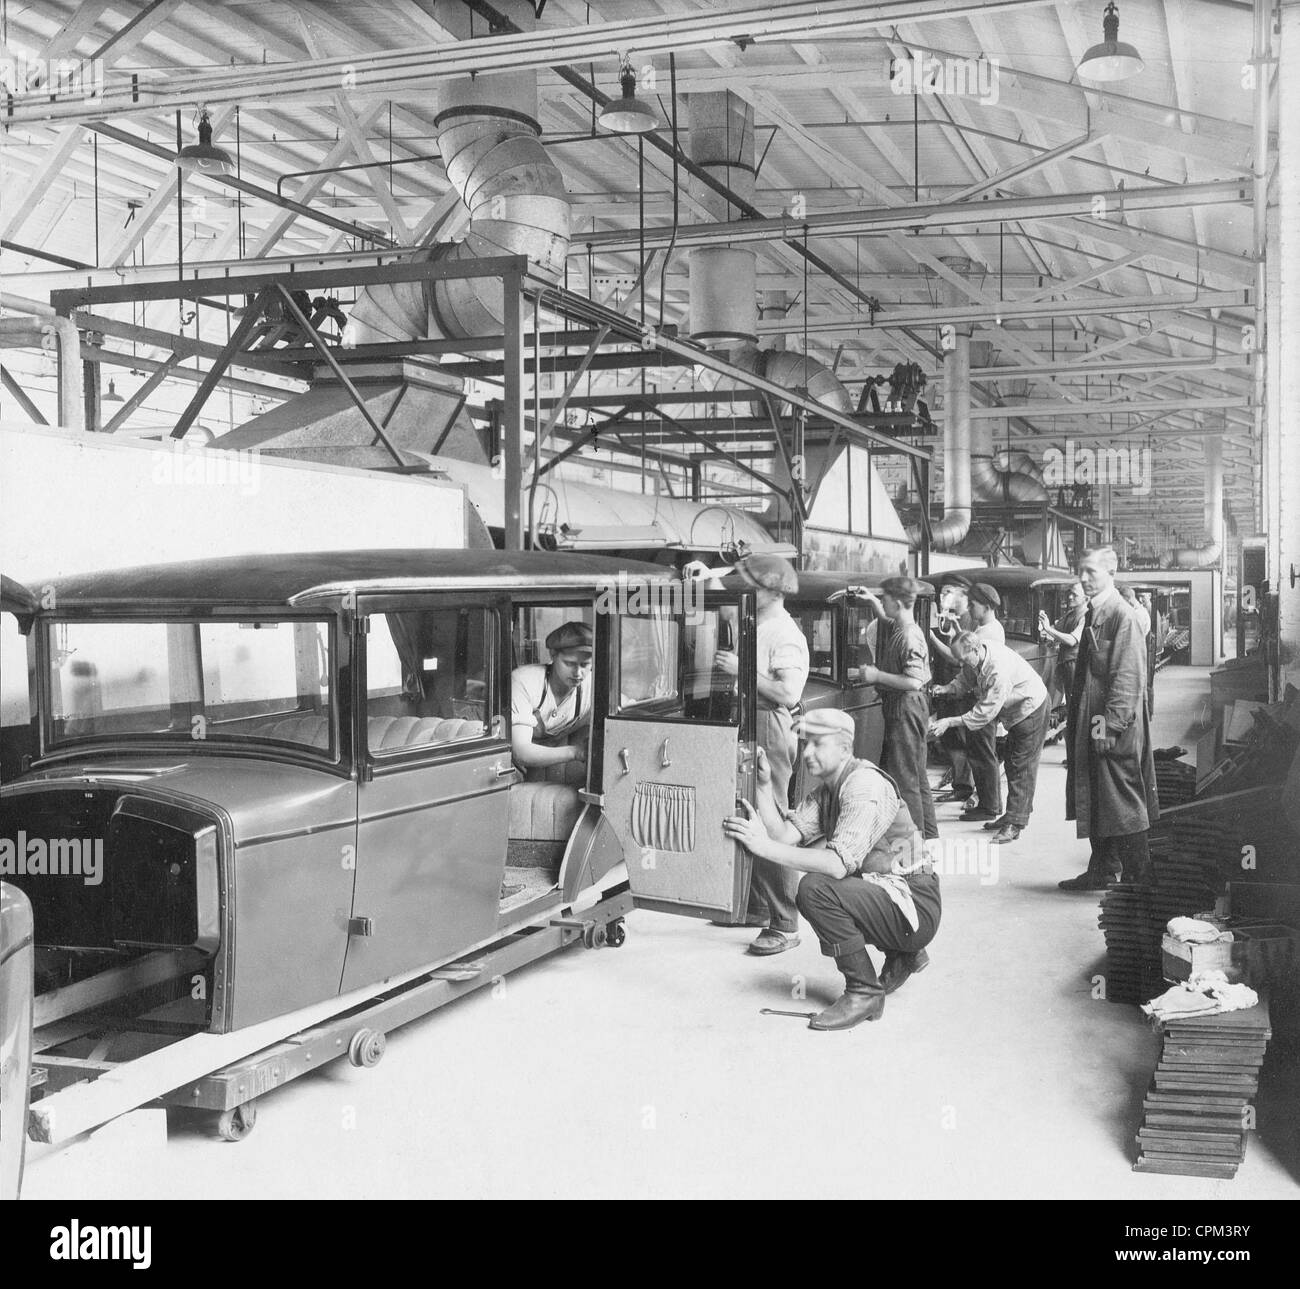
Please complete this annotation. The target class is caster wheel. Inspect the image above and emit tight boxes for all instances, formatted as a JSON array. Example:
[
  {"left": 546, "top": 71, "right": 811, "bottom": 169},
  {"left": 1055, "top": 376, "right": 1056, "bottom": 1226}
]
[
  {"left": 217, "top": 1100, "right": 257, "bottom": 1142},
  {"left": 606, "top": 919, "right": 627, "bottom": 948},
  {"left": 348, "top": 1028, "right": 387, "bottom": 1068},
  {"left": 583, "top": 923, "right": 607, "bottom": 950}
]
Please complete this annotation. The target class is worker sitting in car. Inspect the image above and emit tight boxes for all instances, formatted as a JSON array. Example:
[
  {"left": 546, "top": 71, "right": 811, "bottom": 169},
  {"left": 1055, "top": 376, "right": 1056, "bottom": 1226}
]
[
  {"left": 723, "top": 709, "right": 941, "bottom": 1032},
  {"left": 511, "top": 621, "right": 593, "bottom": 775}
]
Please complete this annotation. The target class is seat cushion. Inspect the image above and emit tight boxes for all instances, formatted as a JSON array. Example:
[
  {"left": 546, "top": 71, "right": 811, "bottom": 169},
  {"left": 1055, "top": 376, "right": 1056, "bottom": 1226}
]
[
  {"left": 508, "top": 782, "right": 583, "bottom": 842},
  {"left": 262, "top": 713, "right": 330, "bottom": 748},
  {"left": 367, "top": 715, "right": 485, "bottom": 751}
]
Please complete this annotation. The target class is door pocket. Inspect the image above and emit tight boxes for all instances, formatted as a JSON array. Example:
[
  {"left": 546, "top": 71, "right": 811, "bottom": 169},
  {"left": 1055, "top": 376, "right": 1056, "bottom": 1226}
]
[{"left": 630, "top": 781, "right": 696, "bottom": 853}]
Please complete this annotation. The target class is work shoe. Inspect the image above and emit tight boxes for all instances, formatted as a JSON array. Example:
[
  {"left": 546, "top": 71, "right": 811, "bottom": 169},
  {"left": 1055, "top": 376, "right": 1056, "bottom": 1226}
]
[
  {"left": 748, "top": 928, "right": 801, "bottom": 956},
  {"left": 1057, "top": 870, "right": 1118, "bottom": 891},
  {"left": 935, "top": 789, "right": 972, "bottom": 804},
  {"left": 959, "top": 806, "right": 999, "bottom": 822},
  {"left": 809, "top": 991, "right": 885, "bottom": 1030},
  {"left": 982, "top": 814, "right": 1011, "bottom": 831},
  {"left": 880, "top": 948, "right": 930, "bottom": 995},
  {"left": 991, "top": 824, "right": 1022, "bottom": 844}
]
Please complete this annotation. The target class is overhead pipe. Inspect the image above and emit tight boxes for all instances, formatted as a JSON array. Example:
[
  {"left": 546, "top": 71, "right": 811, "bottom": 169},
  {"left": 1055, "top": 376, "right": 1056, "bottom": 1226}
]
[
  {"left": 687, "top": 92, "right": 758, "bottom": 348},
  {"left": 0, "top": 317, "right": 84, "bottom": 430},
  {"left": 907, "top": 257, "right": 972, "bottom": 548},
  {"left": 1162, "top": 435, "right": 1224, "bottom": 568}
]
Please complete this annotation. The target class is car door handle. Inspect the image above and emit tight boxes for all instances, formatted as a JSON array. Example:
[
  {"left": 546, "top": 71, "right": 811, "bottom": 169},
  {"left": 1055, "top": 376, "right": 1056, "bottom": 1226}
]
[
  {"left": 491, "top": 760, "right": 518, "bottom": 778},
  {"left": 619, "top": 748, "right": 631, "bottom": 775},
  {"left": 659, "top": 738, "right": 671, "bottom": 768}
]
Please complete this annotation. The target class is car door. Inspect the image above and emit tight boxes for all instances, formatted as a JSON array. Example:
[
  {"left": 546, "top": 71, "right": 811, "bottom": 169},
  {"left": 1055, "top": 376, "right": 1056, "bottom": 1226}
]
[
  {"left": 596, "top": 589, "right": 756, "bottom": 921},
  {"left": 342, "top": 595, "right": 513, "bottom": 991}
]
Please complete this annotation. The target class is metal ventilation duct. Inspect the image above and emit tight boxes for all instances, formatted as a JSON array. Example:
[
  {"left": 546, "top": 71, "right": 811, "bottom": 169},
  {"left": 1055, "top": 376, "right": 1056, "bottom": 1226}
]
[{"left": 1163, "top": 435, "right": 1224, "bottom": 569}]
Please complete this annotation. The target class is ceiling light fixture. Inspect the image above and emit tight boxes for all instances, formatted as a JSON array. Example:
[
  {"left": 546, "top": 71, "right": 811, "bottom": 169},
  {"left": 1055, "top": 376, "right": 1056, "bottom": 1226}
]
[
  {"left": 598, "top": 59, "right": 661, "bottom": 134},
  {"left": 1077, "top": 3, "right": 1145, "bottom": 82},
  {"left": 176, "top": 107, "right": 235, "bottom": 175},
  {"left": 103, "top": 378, "right": 124, "bottom": 403}
]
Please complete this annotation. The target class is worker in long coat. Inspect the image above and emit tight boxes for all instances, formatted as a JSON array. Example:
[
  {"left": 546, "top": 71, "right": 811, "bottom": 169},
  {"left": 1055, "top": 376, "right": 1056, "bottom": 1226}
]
[{"left": 1058, "top": 546, "right": 1160, "bottom": 891}]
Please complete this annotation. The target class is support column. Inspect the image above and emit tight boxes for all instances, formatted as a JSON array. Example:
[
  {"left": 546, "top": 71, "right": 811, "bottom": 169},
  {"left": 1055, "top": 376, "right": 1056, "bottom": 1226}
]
[{"left": 1277, "top": 0, "right": 1300, "bottom": 687}]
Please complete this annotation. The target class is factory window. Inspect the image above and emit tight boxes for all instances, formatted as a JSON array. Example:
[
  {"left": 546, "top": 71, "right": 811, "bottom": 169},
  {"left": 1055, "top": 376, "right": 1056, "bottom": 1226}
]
[{"left": 366, "top": 609, "right": 493, "bottom": 753}]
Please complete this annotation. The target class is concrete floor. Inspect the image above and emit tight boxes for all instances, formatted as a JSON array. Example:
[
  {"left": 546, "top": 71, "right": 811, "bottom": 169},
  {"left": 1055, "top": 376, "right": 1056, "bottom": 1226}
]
[{"left": 23, "top": 666, "right": 1300, "bottom": 1199}]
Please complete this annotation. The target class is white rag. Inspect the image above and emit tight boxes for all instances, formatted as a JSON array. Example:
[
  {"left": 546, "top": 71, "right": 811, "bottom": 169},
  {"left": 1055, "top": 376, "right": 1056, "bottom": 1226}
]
[
  {"left": 1167, "top": 916, "right": 1233, "bottom": 944},
  {"left": 1141, "top": 969, "right": 1259, "bottom": 1022},
  {"left": 862, "top": 872, "right": 919, "bottom": 932}
]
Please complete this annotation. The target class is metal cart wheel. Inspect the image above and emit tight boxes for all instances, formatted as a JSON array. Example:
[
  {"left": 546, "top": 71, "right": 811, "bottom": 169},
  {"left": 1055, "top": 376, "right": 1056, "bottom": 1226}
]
[
  {"left": 348, "top": 1027, "right": 387, "bottom": 1068},
  {"left": 217, "top": 1099, "right": 258, "bottom": 1142},
  {"left": 605, "top": 919, "right": 627, "bottom": 948}
]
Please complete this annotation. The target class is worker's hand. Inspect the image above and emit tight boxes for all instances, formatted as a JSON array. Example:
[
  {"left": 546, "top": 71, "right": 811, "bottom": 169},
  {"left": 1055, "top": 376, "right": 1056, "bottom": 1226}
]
[
  {"left": 753, "top": 745, "right": 772, "bottom": 788},
  {"left": 929, "top": 717, "right": 953, "bottom": 739},
  {"left": 1037, "top": 611, "right": 1051, "bottom": 632},
  {"left": 857, "top": 664, "right": 880, "bottom": 685},
  {"left": 722, "top": 799, "right": 770, "bottom": 858},
  {"left": 715, "top": 649, "right": 739, "bottom": 677},
  {"left": 1092, "top": 734, "right": 1117, "bottom": 757}
]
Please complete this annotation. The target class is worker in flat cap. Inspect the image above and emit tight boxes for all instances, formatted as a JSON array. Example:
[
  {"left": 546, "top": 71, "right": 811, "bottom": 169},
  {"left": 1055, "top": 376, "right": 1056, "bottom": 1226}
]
[
  {"left": 511, "top": 620, "right": 594, "bottom": 774},
  {"left": 715, "top": 553, "right": 810, "bottom": 955},
  {"left": 723, "top": 708, "right": 941, "bottom": 1030},
  {"left": 932, "top": 579, "right": 1006, "bottom": 820},
  {"left": 846, "top": 577, "right": 938, "bottom": 841}
]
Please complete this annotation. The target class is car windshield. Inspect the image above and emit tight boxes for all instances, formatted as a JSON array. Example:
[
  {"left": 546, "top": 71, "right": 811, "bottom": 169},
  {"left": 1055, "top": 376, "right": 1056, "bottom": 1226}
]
[{"left": 45, "top": 617, "right": 334, "bottom": 754}]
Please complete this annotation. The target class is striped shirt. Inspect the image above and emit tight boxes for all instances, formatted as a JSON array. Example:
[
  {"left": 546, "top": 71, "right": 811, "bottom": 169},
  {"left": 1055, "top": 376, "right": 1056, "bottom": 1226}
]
[{"left": 785, "top": 758, "right": 917, "bottom": 877}]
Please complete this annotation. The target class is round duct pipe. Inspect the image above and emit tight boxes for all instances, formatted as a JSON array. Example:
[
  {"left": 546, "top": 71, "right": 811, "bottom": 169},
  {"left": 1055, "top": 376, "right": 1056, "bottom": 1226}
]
[
  {"left": 688, "top": 92, "right": 757, "bottom": 347},
  {"left": 1163, "top": 435, "right": 1224, "bottom": 568}
]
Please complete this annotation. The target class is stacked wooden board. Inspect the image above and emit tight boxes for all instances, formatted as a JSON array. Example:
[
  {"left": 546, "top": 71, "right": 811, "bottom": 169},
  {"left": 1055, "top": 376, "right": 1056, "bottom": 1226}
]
[
  {"left": 1134, "top": 999, "right": 1271, "bottom": 1178},
  {"left": 1098, "top": 824, "right": 1230, "bottom": 1004}
]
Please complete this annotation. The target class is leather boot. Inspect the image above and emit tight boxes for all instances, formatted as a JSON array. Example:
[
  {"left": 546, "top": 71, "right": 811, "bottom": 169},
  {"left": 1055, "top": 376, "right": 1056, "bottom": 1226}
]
[
  {"left": 880, "top": 947, "right": 931, "bottom": 995},
  {"left": 809, "top": 950, "right": 885, "bottom": 1030}
]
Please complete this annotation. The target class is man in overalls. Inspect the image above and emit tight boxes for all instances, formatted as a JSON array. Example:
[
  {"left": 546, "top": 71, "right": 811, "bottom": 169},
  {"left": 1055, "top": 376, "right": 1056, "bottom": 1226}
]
[
  {"left": 511, "top": 621, "right": 593, "bottom": 775},
  {"left": 724, "top": 709, "right": 942, "bottom": 1031},
  {"left": 845, "top": 577, "right": 938, "bottom": 841},
  {"left": 715, "top": 554, "right": 810, "bottom": 956}
]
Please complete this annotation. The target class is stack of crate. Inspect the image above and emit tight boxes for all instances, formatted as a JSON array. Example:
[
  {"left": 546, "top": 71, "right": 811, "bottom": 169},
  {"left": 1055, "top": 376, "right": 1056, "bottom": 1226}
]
[{"left": 1134, "top": 1000, "right": 1271, "bottom": 1178}]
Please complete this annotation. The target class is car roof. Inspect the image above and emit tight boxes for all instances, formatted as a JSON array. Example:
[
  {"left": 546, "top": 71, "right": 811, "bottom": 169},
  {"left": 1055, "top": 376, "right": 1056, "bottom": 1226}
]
[
  {"left": 17, "top": 549, "right": 678, "bottom": 612},
  {"left": 938, "top": 564, "right": 1074, "bottom": 589}
]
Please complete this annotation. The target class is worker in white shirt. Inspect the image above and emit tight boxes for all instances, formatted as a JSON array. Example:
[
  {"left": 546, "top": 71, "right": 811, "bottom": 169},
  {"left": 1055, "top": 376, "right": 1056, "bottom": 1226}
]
[
  {"left": 715, "top": 553, "right": 811, "bottom": 957},
  {"left": 511, "top": 621, "right": 593, "bottom": 774},
  {"left": 929, "top": 630, "right": 1050, "bottom": 844}
]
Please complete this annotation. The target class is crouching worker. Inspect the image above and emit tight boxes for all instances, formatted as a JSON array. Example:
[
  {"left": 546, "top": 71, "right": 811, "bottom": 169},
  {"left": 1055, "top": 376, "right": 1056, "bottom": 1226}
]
[{"left": 722, "top": 709, "right": 941, "bottom": 1032}]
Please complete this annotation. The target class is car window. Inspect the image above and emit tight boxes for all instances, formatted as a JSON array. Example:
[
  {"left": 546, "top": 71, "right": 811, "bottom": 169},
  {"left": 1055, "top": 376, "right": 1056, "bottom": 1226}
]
[
  {"left": 613, "top": 607, "right": 743, "bottom": 724},
  {"left": 46, "top": 618, "right": 334, "bottom": 752},
  {"left": 791, "top": 606, "right": 834, "bottom": 677},
  {"left": 999, "top": 586, "right": 1033, "bottom": 640},
  {"left": 366, "top": 608, "right": 494, "bottom": 754},
  {"left": 845, "top": 605, "right": 875, "bottom": 671}
]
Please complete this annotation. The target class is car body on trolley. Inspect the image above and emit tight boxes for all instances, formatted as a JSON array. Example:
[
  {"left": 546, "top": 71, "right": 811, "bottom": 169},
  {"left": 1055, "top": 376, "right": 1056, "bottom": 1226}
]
[{"left": 0, "top": 550, "right": 768, "bottom": 1049}]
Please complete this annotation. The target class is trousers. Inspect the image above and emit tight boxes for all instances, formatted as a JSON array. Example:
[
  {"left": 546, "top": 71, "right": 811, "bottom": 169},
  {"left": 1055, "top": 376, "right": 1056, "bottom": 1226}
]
[
  {"left": 796, "top": 871, "right": 942, "bottom": 995},
  {"left": 1001, "top": 701, "right": 1049, "bottom": 827},
  {"left": 882, "top": 691, "right": 938, "bottom": 840},
  {"left": 940, "top": 722, "right": 1000, "bottom": 813},
  {"left": 748, "top": 704, "right": 800, "bottom": 931}
]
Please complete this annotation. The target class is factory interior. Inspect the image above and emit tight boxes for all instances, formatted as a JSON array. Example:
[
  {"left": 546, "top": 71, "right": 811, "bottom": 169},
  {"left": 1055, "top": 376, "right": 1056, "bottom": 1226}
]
[{"left": 0, "top": 0, "right": 1298, "bottom": 1220}]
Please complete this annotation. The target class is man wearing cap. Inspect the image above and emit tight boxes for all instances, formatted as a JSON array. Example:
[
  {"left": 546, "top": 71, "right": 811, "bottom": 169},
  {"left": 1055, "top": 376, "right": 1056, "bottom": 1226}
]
[
  {"left": 723, "top": 708, "right": 941, "bottom": 1031},
  {"left": 937, "top": 581, "right": 1006, "bottom": 820},
  {"left": 929, "top": 578, "right": 974, "bottom": 804},
  {"left": 511, "top": 621, "right": 593, "bottom": 774},
  {"left": 930, "top": 631, "right": 1050, "bottom": 844},
  {"left": 715, "top": 553, "right": 810, "bottom": 955},
  {"left": 1059, "top": 547, "right": 1159, "bottom": 891},
  {"left": 847, "top": 577, "right": 938, "bottom": 841},
  {"left": 1038, "top": 580, "right": 1086, "bottom": 715}
]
